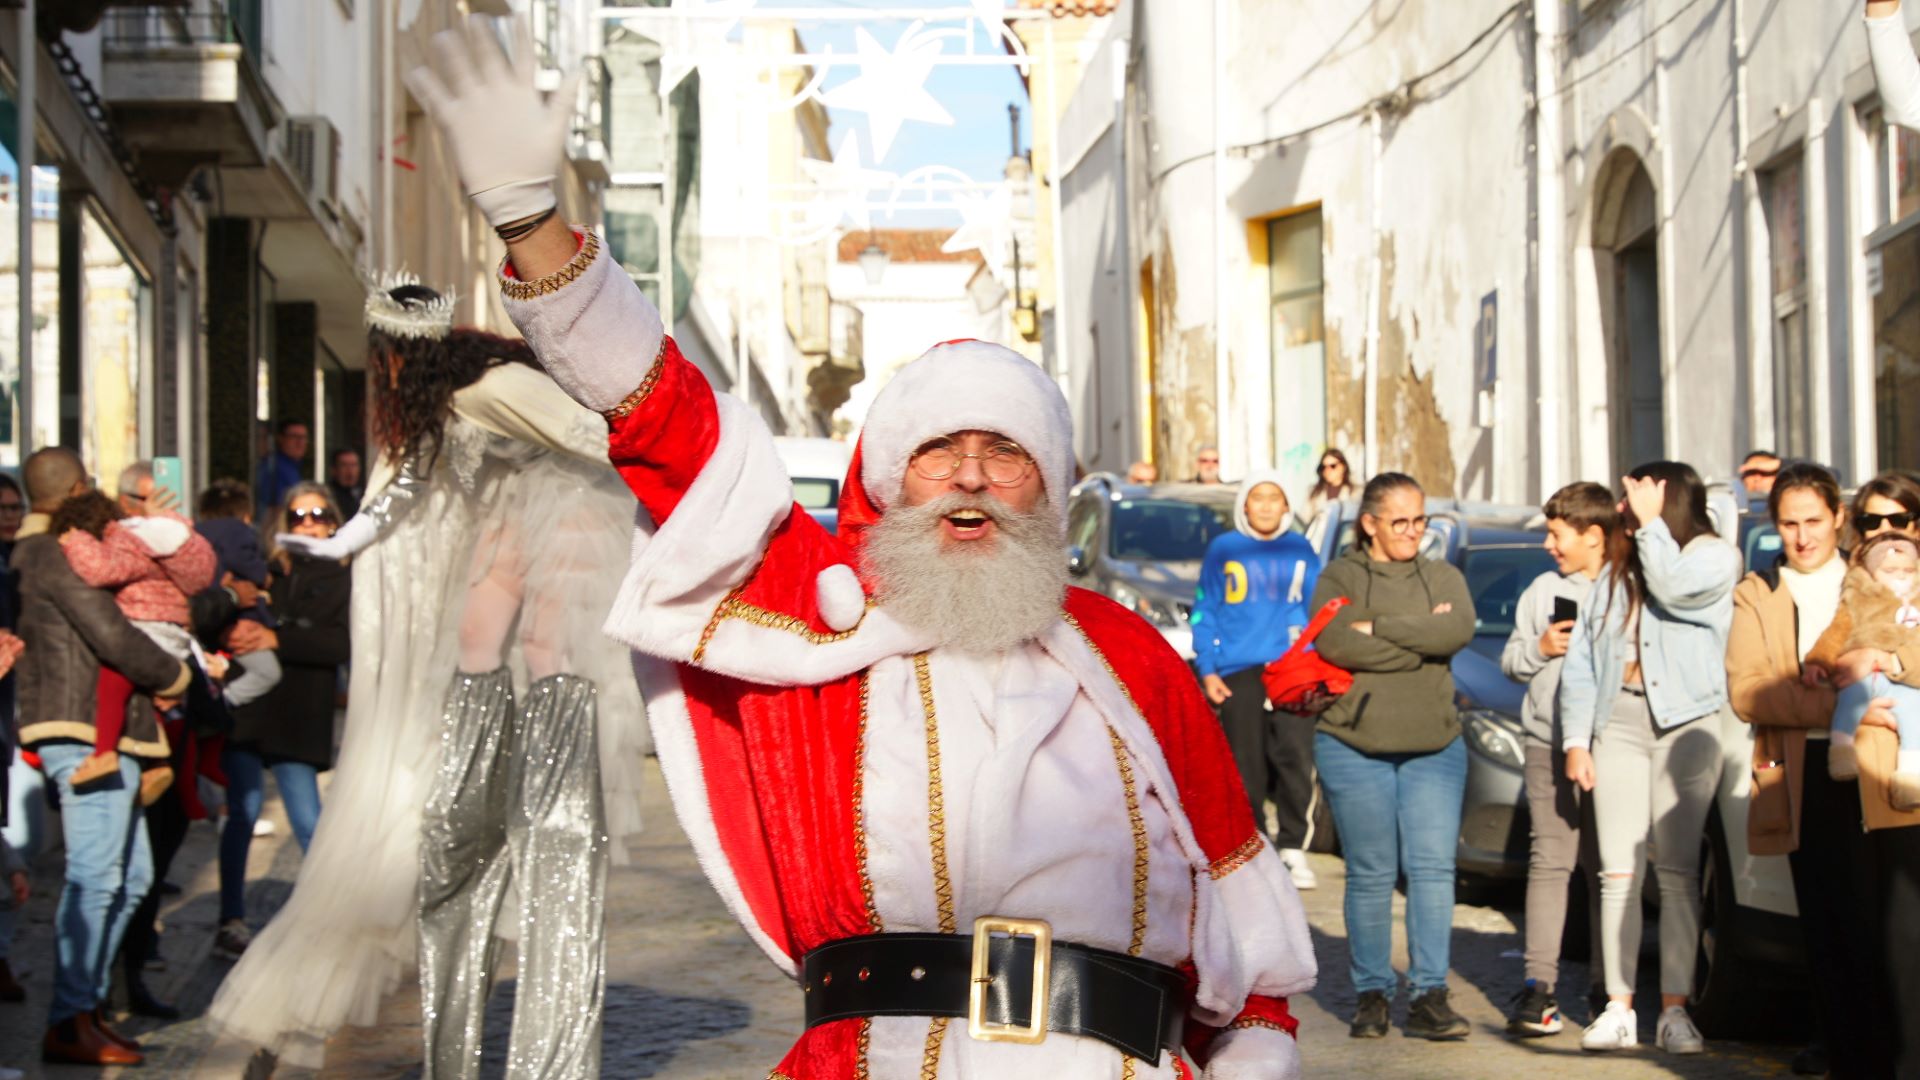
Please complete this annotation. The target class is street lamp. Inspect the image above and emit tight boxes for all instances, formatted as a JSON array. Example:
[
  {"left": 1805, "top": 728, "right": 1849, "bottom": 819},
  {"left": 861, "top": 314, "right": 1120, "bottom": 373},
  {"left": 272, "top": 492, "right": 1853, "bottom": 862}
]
[{"left": 857, "top": 234, "right": 889, "bottom": 286}]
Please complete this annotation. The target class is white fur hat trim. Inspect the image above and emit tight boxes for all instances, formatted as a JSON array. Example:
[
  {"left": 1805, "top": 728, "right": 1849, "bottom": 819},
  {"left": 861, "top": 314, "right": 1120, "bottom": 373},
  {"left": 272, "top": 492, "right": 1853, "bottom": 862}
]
[{"left": 858, "top": 339, "right": 1072, "bottom": 519}]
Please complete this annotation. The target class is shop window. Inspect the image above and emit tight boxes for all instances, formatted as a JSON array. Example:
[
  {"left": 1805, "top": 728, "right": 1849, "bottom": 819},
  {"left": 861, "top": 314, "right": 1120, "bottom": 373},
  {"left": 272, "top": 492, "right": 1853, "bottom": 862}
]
[
  {"left": 79, "top": 208, "right": 149, "bottom": 493},
  {"left": 1267, "top": 208, "right": 1325, "bottom": 497},
  {"left": 1762, "top": 154, "right": 1812, "bottom": 459}
]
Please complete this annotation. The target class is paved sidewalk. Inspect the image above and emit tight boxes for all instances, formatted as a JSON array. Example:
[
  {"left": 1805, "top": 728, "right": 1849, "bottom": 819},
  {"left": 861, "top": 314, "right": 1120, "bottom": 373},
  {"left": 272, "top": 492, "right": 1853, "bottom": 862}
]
[{"left": 0, "top": 758, "right": 1805, "bottom": 1077}]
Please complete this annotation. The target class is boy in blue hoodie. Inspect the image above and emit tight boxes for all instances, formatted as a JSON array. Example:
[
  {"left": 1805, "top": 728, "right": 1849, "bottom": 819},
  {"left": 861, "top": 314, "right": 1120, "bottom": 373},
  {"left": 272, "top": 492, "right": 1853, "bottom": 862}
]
[{"left": 1192, "top": 470, "right": 1321, "bottom": 888}]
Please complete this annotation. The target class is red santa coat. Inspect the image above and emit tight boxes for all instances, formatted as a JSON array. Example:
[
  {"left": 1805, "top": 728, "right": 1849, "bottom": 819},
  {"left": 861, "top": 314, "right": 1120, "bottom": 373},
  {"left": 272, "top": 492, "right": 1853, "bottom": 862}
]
[{"left": 502, "top": 234, "right": 1314, "bottom": 1079}]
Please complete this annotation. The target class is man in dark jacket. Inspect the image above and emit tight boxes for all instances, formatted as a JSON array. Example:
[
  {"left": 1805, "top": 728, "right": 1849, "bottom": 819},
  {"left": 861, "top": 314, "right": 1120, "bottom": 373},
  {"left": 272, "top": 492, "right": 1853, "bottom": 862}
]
[{"left": 14, "top": 448, "right": 188, "bottom": 1067}]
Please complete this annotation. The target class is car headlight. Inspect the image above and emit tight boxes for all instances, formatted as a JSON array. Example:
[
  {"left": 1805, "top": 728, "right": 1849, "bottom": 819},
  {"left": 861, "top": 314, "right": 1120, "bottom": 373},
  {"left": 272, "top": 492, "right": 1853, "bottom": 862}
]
[
  {"left": 1109, "top": 582, "right": 1179, "bottom": 628},
  {"left": 1461, "top": 709, "right": 1525, "bottom": 769}
]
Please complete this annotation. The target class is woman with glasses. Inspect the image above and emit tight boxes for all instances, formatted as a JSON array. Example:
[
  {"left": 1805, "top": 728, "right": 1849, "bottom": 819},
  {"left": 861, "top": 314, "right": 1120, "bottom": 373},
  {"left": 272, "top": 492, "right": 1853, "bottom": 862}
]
[
  {"left": 218, "top": 482, "right": 353, "bottom": 867},
  {"left": 1306, "top": 447, "right": 1357, "bottom": 524},
  {"left": 1849, "top": 471, "right": 1920, "bottom": 545},
  {"left": 1308, "top": 471, "right": 1479, "bottom": 1040},
  {"left": 1560, "top": 462, "right": 1739, "bottom": 1055}
]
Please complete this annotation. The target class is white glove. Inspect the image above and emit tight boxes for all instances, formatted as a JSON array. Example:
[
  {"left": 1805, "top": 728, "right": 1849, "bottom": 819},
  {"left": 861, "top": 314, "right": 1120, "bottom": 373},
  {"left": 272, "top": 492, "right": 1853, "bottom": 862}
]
[
  {"left": 277, "top": 512, "right": 379, "bottom": 563},
  {"left": 1202, "top": 1025, "right": 1301, "bottom": 1080},
  {"left": 403, "top": 13, "right": 582, "bottom": 227}
]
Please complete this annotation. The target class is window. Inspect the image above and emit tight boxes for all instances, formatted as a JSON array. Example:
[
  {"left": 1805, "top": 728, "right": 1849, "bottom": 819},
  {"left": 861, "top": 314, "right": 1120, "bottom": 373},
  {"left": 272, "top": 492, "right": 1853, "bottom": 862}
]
[
  {"left": 1267, "top": 210, "right": 1325, "bottom": 493},
  {"left": 1762, "top": 154, "right": 1812, "bottom": 459},
  {"left": 79, "top": 208, "right": 150, "bottom": 493},
  {"left": 1106, "top": 499, "right": 1231, "bottom": 562}
]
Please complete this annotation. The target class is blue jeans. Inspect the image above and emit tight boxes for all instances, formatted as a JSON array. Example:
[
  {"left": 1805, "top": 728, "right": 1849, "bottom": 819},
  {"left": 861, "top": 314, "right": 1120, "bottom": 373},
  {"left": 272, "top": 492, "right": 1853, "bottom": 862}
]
[
  {"left": 1314, "top": 732, "right": 1467, "bottom": 994},
  {"left": 221, "top": 748, "right": 323, "bottom": 922},
  {"left": 1834, "top": 675, "right": 1920, "bottom": 750},
  {"left": 37, "top": 742, "right": 152, "bottom": 1023}
]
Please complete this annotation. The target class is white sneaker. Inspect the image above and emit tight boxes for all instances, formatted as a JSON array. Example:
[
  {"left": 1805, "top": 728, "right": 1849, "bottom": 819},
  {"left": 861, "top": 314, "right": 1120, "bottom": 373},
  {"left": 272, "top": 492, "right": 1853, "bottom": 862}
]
[
  {"left": 1656, "top": 1006, "right": 1704, "bottom": 1054},
  {"left": 253, "top": 818, "right": 278, "bottom": 838},
  {"left": 1581, "top": 1001, "right": 1638, "bottom": 1051},
  {"left": 1278, "top": 847, "right": 1317, "bottom": 890}
]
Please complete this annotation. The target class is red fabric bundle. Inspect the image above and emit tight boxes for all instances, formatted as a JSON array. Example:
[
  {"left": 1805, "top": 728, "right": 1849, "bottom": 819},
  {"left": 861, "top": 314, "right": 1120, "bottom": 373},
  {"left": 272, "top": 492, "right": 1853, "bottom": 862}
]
[{"left": 1260, "top": 597, "right": 1354, "bottom": 714}]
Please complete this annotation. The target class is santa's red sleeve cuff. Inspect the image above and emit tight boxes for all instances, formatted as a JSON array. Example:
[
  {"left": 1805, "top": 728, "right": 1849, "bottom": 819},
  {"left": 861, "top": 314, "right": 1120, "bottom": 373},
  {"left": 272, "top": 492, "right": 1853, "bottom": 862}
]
[{"left": 1184, "top": 994, "right": 1299, "bottom": 1064}]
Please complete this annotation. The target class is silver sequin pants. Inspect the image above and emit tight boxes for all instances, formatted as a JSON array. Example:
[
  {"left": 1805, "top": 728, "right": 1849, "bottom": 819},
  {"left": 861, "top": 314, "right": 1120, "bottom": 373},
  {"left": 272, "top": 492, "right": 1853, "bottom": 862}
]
[{"left": 419, "top": 669, "right": 609, "bottom": 1079}]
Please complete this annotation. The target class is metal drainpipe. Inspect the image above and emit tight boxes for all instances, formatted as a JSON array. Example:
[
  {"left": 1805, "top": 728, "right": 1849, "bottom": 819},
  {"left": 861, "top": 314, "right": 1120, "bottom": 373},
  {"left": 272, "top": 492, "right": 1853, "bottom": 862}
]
[
  {"left": 1362, "top": 105, "right": 1384, "bottom": 480},
  {"left": 17, "top": 0, "right": 32, "bottom": 458},
  {"left": 1533, "top": 0, "right": 1565, "bottom": 499},
  {"left": 381, "top": 0, "right": 395, "bottom": 273},
  {"left": 1211, "top": 0, "right": 1229, "bottom": 475},
  {"left": 1732, "top": 0, "right": 1756, "bottom": 456}
]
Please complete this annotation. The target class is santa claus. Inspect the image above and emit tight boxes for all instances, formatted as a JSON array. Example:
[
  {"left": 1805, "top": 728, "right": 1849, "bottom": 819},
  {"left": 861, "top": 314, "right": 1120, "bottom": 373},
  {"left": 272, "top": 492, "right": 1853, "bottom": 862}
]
[{"left": 408, "top": 13, "right": 1316, "bottom": 1078}]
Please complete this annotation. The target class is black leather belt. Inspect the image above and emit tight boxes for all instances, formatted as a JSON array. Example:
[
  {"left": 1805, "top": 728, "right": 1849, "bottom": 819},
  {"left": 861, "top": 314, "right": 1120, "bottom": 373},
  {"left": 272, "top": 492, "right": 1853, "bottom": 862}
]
[{"left": 801, "top": 920, "right": 1187, "bottom": 1064}]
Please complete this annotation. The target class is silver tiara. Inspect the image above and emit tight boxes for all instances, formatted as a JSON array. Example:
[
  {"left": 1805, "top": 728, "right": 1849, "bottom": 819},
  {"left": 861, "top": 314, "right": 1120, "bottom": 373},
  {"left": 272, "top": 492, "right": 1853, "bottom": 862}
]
[{"left": 364, "top": 270, "right": 455, "bottom": 341}]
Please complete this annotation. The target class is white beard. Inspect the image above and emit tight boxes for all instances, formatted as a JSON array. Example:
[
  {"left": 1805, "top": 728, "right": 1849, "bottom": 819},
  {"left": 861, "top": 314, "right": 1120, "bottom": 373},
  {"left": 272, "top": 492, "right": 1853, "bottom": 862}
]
[{"left": 860, "top": 492, "right": 1068, "bottom": 656}]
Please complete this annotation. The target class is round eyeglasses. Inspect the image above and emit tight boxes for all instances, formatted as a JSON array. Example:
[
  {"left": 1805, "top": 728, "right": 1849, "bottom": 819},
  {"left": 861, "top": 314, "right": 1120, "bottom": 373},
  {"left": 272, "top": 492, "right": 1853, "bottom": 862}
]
[{"left": 909, "top": 441, "right": 1035, "bottom": 486}]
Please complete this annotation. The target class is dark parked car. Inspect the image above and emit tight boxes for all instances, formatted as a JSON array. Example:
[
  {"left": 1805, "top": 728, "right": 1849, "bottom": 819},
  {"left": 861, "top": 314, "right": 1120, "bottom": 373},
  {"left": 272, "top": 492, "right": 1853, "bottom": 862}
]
[{"left": 1063, "top": 476, "right": 1237, "bottom": 660}]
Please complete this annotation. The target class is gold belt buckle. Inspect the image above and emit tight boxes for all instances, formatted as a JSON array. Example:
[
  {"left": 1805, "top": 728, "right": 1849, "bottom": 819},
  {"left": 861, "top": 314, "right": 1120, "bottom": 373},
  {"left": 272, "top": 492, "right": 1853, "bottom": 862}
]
[{"left": 968, "top": 915, "right": 1051, "bottom": 1045}]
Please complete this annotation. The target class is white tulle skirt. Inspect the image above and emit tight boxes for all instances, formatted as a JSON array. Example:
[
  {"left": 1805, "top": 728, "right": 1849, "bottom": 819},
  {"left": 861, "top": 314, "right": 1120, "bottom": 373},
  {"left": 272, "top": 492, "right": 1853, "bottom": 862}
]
[{"left": 206, "top": 423, "right": 646, "bottom": 1067}]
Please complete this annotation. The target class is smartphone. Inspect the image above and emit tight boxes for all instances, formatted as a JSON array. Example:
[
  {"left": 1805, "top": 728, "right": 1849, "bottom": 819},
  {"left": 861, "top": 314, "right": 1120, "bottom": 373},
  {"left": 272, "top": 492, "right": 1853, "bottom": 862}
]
[
  {"left": 1552, "top": 596, "right": 1579, "bottom": 625},
  {"left": 151, "top": 456, "right": 185, "bottom": 514}
]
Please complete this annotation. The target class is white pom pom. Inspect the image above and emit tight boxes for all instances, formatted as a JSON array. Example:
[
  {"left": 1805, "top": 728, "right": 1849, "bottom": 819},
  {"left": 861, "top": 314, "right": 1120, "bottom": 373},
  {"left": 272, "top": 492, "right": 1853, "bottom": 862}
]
[{"left": 816, "top": 564, "right": 867, "bottom": 632}]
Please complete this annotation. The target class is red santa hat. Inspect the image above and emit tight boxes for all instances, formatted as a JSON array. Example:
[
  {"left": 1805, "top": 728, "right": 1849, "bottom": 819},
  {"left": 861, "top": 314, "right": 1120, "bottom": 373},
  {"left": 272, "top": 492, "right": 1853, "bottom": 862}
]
[{"left": 842, "top": 338, "right": 1073, "bottom": 530}]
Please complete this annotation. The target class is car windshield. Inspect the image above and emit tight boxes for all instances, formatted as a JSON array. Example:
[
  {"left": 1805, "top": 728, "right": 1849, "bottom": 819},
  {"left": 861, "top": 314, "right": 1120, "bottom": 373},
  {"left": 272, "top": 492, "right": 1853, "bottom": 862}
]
[
  {"left": 792, "top": 477, "right": 840, "bottom": 510},
  {"left": 1462, "top": 545, "right": 1557, "bottom": 638},
  {"left": 1108, "top": 499, "right": 1233, "bottom": 561}
]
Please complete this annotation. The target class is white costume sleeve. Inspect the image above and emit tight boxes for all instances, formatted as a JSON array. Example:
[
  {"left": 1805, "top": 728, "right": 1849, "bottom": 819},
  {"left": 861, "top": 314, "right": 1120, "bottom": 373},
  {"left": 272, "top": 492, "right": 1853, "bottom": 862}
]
[
  {"left": 1870, "top": 12, "right": 1920, "bottom": 131},
  {"left": 451, "top": 361, "right": 610, "bottom": 464}
]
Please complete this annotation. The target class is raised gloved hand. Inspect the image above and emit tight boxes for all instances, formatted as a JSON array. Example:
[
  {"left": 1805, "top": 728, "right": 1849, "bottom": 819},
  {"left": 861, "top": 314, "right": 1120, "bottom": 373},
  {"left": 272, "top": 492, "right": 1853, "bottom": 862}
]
[
  {"left": 403, "top": 13, "right": 582, "bottom": 227},
  {"left": 278, "top": 512, "right": 379, "bottom": 563},
  {"left": 1201, "top": 1025, "right": 1302, "bottom": 1080}
]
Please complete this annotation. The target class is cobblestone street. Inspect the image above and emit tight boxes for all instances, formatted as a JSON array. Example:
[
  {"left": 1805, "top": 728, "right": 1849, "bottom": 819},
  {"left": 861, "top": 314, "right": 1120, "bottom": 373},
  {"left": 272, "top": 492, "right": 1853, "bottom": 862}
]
[{"left": 0, "top": 761, "right": 1801, "bottom": 1077}]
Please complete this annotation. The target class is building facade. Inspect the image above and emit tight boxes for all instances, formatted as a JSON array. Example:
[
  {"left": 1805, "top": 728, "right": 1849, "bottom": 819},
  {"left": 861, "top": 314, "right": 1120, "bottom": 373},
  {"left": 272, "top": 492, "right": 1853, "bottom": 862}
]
[
  {"left": 1058, "top": 0, "right": 1913, "bottom": 503},
  {"left": 0, "top": 0, "right": 610, "bottom": 497}
]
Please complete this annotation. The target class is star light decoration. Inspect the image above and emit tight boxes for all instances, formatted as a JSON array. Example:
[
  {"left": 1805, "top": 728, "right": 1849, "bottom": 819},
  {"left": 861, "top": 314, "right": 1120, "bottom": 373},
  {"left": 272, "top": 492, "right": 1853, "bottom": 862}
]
[
  {"left": 818, "top": 24, "right": 956, "bottom": 164},
  {"left": 656, "top": 0, "right": 755, "bottom": 100},
  {"left": 799, "top": 132, "right": 899, "bottom": 231},
  {"left": 941, "top": 182, "right": 1014, "bottom": 262}
]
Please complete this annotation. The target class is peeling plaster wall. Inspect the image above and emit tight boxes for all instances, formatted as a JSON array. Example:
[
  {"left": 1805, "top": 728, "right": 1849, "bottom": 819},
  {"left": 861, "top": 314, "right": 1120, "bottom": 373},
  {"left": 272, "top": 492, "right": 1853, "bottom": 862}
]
[{"left": 1124, "top": 0, "right": 1532, "bottom": 501}]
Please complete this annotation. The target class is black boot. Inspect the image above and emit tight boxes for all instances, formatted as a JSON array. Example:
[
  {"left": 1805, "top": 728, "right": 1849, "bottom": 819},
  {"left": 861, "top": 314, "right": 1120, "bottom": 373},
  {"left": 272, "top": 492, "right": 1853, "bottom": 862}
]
[
  {"left": 126, "top": 976, "right": 181, "bottom": 1021},
  {"left": 1405, "top": 987, "right": 1471, "bottom": 1040},
  {"left": 1349, "top": 990, "right": 1390, "bottom": 1038}
]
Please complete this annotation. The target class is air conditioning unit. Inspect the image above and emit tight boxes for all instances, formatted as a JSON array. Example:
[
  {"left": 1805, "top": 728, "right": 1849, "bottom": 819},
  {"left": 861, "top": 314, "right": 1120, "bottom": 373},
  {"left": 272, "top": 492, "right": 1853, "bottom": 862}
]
[{"left": 283, "top": 116, "right": 340, "bottom": 207}]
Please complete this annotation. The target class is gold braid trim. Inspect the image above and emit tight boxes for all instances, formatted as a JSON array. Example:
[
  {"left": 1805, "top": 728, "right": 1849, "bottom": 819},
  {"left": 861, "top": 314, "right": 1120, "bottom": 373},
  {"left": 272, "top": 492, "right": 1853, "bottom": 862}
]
[
  {"left": 854, "top": 673, "right": 882, "bottom": 932},
  {"left": 855, "top": 1017, "right": 874, "bottom": 1080},
  {"left": 602, "top": 333, "right": 669, "bottom": 421},
  {"left": 1120, "top": 1058, "right": 1137, "bottom": 1080},
  {"left": 1060, "top": 610, "right": 1145, "bottom": 716},
  {"left": 690, "top": 589, "right": 875, "bottom": 665},
  {"left": 1106, "top": 726, "right": 1151, "bottom": 957},
  {"left": 1225, "top": 1016, "right": 1294, "bottom": 1035},
  {"left": 914, "top": 654, "right": 957, "bottom": 935},
  {"left": 1208, "top": 833, "right": 1265, "bottom": 880},
  {"left": 690, "top": 583, "right": 749, "bottom": 665},
  {"left": 920, "top": 1016, "right": 951, "bottom": 1079},
  {"left": 498, "top": 227, "right": 602, "bottom": 300}
]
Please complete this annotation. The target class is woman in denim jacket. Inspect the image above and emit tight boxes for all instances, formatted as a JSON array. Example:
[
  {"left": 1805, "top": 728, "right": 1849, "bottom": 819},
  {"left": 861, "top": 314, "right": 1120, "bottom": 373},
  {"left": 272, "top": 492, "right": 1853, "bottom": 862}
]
[{"left": 1558, "top": 462, "right": 1740, "bottom": 1056}]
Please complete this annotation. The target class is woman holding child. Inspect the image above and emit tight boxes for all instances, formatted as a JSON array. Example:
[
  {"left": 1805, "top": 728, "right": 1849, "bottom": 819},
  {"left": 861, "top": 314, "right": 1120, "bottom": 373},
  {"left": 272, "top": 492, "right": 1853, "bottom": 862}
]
[{"left": 1726, "top": 464, "right": 1909, "bottom": 1078}]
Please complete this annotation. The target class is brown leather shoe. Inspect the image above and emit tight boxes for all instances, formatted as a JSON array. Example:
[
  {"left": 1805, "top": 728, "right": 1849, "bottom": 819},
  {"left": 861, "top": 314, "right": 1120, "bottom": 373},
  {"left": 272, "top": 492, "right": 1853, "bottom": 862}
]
[
  {"left": 42, "top": 1013, "right": 143, "bottom": 1066},
  {"left": 93, "top": 1007, "right": 141, "bottom": 1051},
  {"left": 0, "top": 958, "right": 24, "bottom": 1002}
]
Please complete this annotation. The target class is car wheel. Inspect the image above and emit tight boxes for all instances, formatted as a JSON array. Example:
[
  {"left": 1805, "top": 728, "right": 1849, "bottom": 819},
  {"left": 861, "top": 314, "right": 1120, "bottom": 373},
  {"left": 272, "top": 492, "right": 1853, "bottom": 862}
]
[{"left": 1690, "top": 810, "right": 1805, "bottom": 1041}]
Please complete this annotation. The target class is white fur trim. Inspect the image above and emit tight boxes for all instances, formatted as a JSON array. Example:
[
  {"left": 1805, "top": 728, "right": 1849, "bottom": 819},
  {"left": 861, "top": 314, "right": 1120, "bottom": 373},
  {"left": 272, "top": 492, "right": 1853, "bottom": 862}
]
[
  {"left": 632, "top": 652, "right": 796, "bottom": 976},
  {"left": 815, "top": 564, "right": 866, "bottom": 632},
  {"left": 1203, "top": 1026, "right": 1301, "bottom": 1080},
  {"left": 858, "top": 340, "right": 1072, "bottom": 522},
  {"left": 500, "top": 230, "right": 665, "bottom": 414}
]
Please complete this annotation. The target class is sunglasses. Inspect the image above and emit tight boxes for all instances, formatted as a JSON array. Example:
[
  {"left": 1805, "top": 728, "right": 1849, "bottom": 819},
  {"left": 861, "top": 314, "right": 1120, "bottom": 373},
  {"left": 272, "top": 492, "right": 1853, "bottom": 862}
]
[
  {"left": 290, "top": 507, "right": 338, "bottom": 526},
  {"left": 1858, "top": 511, "right": 1918, "bottom": 532}
]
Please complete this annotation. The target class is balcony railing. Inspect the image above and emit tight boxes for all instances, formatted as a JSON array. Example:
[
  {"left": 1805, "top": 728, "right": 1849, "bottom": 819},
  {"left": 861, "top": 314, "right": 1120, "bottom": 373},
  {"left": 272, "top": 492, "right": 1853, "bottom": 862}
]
[{"left": 104, "top": 0, "right": 259, "bottom": 63}]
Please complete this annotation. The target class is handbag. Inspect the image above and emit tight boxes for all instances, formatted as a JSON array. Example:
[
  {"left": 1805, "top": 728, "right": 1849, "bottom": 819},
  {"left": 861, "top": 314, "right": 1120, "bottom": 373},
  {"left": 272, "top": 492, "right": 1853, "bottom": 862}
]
[{"left": 1260, "top": 596, "right": 1354, "bottom": 714}]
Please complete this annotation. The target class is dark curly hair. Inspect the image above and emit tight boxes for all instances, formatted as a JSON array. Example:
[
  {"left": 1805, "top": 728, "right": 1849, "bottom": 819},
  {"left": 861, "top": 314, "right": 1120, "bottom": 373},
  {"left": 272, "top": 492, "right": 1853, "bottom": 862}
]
[
  {"left": 368, "top": 284, "right": 538, "bottom": 472},
  {"left": 50, "top": 489, "right": 124, "bottom": 540}
]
